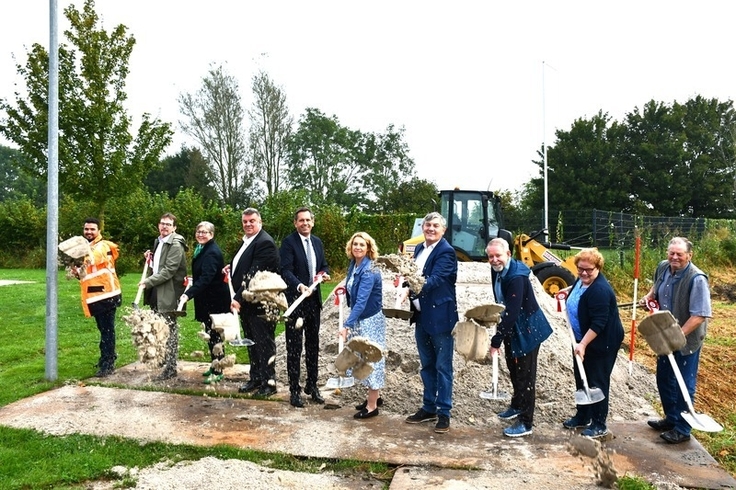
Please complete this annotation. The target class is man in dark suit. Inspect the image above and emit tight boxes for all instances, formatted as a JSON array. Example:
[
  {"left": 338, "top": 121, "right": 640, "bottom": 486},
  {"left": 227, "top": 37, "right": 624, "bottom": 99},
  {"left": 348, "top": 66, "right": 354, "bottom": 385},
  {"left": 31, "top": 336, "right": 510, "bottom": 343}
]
[
  {"left": 229, "top": 208, "right": 281, "bottom": 396},
  {"left": 280, "top": 207, "right": 331, "bottom": 408},
  {"left": 405, "top": 212, "right": 459, "bottom": 434}
]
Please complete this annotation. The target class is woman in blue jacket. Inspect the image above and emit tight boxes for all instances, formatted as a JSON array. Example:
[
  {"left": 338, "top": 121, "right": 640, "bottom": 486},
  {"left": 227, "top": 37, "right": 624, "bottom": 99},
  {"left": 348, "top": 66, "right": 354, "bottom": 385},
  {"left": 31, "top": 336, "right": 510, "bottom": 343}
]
[
  {"left": 339, "top": 232, "right": 386, "bottom": 420},
  {"left": 562, "top": 248, "right": 624, "bottom": 439}
]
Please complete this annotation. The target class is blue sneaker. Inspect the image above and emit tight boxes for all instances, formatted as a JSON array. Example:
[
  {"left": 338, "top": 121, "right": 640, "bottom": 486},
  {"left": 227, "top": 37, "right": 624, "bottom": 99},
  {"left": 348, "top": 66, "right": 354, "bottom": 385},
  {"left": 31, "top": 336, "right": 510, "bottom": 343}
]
[
  {"left": 563, "top": 415, "right": 591, "bottom": 429},
  {"left": 504, "top": 421, "right": 532, "bottom": 437},
  {"left": 581, "top": 424, "right": 608, "bottom": 439},
  {"left": 497, "top": 407, "right": 522, "bottom": 420}
]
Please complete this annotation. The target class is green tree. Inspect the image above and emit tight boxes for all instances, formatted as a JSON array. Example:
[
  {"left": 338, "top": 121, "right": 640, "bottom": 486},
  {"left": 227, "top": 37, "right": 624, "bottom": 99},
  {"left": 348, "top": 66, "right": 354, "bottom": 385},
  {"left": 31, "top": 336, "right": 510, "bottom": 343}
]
[
  {"left": 145, "top": 146, "right": 219, "bottom": 202},
  {"left": 381, "top": 177, "right": 438, "bottom": 214},
  {"left": 0, "top": 0, "right": 172, "bottom": 221},
  {"left": 362, "top": 124, "right": 417, "bottom": 212},
  {"left": 0, "top": 144, "right": 45, "bottom": 204},
  {"left": 179, "top": 63, "right": 253, "bottom": 207},
  {"left": 248, "top": 71, "right": 293, "bottom": 196}
]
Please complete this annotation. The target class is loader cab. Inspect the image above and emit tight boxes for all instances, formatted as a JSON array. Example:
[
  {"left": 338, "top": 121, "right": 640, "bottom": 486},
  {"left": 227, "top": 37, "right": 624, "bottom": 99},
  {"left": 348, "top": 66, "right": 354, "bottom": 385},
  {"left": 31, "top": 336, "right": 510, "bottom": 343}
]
[{"left": 440, "top": 189, "right": 506, "bottom": 261}]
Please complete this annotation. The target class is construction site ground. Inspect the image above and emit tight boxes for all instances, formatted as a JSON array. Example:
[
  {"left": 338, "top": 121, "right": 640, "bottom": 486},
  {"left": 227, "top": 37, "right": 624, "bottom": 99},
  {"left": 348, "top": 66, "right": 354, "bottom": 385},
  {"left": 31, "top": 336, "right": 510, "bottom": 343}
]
[{"left": 0, "top": 361, "right": 734, "bottom": 490}]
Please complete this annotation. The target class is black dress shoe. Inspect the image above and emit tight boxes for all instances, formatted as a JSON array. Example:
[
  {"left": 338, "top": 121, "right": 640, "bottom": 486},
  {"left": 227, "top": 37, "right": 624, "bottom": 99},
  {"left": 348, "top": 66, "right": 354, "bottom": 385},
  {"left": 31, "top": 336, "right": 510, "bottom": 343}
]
[
  {"left": 256, "top": 384, "right": 277, "bottom": 396},
  {"left": 290, "top": 393, "right": 304, "bottom": 408},
  {"left": 660, "top": 429, "right": 691, "bottom": 444},
  {"left": 238, "top": 379, "right": 261, "bottom": 393},
  {"left": 354, "top": 408, "right": 379, "bottom": 419},
  {"left": 647, "top": 419, "right": 675, "bottom": 431},
  {"left": 355, "top": 397, "right": 384, "bottom": 411},
  {"left": 304, "top": 385, "right": 324, "bottom": 404}
]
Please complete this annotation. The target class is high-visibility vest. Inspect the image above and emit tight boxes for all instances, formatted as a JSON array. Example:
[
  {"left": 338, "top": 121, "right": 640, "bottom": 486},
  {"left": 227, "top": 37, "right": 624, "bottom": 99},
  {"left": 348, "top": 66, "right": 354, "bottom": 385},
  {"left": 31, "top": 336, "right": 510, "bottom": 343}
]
[{"left": 80, "top": 236, "right": 122, "bottom": 317}]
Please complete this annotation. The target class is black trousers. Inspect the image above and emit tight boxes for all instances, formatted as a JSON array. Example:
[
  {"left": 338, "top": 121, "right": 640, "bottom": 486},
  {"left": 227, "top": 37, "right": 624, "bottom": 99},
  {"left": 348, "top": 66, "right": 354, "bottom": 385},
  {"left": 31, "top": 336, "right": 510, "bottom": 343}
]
[
  {"left": 93, "top": 308, "right": 117, "bottom": 370},
  {"left": 572, "top": 345, "right": 618, "bottom": 426},
  {"left": 285, "top": 299, "right": 321, "bottom": 394},
  {"left": 240, "top": 308, "right": 276, "bottom": 385},
  {"left": 504, "top": 339, "right": 539, "bottom": 427}
]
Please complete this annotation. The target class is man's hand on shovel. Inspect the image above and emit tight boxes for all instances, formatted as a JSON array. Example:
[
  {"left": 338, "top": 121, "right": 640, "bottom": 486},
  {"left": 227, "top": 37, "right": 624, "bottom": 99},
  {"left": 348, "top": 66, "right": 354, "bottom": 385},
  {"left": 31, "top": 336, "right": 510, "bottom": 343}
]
[{"left": 282, "top": 272, "right": 326, "bottom": 318}]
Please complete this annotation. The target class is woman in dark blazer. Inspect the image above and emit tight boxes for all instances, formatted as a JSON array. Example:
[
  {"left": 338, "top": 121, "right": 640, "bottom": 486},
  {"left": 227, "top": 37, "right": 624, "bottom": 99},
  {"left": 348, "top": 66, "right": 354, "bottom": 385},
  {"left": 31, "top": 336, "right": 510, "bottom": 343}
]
[
  {"left": 180, "top": 221, "right": 231, "bottom": 383},
  {"left": 562, "top": 248, "right": 624, "bottom": 439}
]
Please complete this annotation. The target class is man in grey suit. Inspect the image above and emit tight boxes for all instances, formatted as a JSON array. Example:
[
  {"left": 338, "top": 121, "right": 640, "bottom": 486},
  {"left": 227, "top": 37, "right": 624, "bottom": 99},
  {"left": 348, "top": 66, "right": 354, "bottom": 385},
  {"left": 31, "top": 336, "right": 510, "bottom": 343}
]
[{"left": 229, "top": 208, "right": 281, "bottom": 396}]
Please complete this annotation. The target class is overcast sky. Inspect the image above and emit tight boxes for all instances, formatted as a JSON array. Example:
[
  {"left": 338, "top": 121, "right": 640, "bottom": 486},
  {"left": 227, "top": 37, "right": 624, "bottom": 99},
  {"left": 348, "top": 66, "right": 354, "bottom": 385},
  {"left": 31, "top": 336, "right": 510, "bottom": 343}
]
[{"left": 2, "top": 1, "right": 735, "bottom": 193}]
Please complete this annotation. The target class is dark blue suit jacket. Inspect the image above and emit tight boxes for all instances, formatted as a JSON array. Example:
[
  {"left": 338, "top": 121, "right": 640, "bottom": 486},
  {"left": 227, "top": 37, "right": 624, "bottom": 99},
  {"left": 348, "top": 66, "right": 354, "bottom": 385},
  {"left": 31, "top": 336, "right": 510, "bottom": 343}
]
[
  {"left": 229, "top": 229, "right": 280, "bottom": 312},
  {"left": 280, "top": 231, "right": 329, "bottom": 313},
  {"left": 184, "top": 239, "right": 230, "bottom": 322},
  {"left": 410, "top": 238, "right": 459, "bottom": 335}
]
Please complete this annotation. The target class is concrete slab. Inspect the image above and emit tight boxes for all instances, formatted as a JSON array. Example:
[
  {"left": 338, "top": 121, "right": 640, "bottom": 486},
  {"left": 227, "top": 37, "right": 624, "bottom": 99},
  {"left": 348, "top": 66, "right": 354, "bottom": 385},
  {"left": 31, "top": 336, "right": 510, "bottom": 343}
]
[{"left": 0, "top": 361, "right": 733, "bottom": 489}]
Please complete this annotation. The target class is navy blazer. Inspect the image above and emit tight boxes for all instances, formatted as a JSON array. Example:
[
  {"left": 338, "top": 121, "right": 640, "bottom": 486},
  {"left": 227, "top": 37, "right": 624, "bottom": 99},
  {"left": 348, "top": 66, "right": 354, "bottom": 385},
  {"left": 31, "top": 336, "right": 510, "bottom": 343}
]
[
  {"left": 184, "top": 239, "right": 230, "bottom": 322},
  {"left": 410, "top": 238, "right": 459, "bottom": 335},
  {"left": 280, "top": 231, "right": 329, "bottom": 306},
  {"left": 229, "top": 229, "right": 280, "bottom": 311},
  {"left": 574, "top": 272, "right": 624, "bottom": 353}
]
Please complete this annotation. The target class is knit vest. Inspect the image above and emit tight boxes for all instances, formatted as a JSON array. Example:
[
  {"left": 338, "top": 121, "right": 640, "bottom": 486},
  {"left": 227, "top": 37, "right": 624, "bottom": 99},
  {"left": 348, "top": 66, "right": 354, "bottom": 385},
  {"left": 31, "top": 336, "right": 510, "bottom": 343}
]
[{"left": 653, "top": 260, "right": 708, "bottom": 355}]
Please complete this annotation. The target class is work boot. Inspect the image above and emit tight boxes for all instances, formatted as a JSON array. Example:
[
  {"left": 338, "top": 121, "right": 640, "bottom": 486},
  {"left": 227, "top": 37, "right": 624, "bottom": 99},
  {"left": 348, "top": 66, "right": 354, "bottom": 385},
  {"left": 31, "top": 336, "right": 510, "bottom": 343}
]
[{"left": 304, "top": 385, "right": 324, "bottom": 404}]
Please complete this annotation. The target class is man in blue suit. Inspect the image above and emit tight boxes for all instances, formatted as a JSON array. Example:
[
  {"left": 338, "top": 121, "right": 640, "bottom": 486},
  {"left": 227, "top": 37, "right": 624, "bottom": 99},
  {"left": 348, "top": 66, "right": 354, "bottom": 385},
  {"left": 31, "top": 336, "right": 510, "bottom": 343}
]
[
  {"left": 405, "top": 212, "right": 459, "bottom": 433},
  {"left": 229, "top": 208, "right": 281, "bottom": 396},
  {"left": 280, "top": 207, "right": 331, "bottom": 408}
]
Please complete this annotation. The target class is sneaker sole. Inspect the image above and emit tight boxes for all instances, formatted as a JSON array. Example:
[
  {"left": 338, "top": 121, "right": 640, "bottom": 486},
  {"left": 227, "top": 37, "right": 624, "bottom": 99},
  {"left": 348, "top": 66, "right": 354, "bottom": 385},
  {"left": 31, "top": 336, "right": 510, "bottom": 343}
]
[
  {"left": 406, "top": 417, "right": 438, "bottom": 424},
  {"left": 498, "top": 413, "right": 520, "bottom": 421},
  {"left": 563, "top": 423, "right": 591, "bottom": 429},
  {"left": 434, "top": 426, "right": 450, "bottom": 433},
  {"left": 504, "top": 430, "right": 532, "bottom": 437},
  {"left": 582, "top": 431, "right": 609, "bottom": 440}
]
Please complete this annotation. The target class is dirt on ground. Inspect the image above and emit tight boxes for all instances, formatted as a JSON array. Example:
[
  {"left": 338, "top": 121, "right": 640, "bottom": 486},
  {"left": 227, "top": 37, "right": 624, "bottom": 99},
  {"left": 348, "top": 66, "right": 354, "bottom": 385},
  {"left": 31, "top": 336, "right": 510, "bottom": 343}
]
[{"left": 4, "top": 262, "right": 734, "bottom": 489}]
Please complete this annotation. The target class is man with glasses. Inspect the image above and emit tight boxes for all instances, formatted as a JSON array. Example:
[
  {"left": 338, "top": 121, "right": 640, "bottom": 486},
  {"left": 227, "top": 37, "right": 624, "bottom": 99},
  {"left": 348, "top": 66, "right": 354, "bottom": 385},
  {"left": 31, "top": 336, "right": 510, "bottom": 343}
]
[{"left": 139, "top": 212, "right": 188, "bottom": 380}]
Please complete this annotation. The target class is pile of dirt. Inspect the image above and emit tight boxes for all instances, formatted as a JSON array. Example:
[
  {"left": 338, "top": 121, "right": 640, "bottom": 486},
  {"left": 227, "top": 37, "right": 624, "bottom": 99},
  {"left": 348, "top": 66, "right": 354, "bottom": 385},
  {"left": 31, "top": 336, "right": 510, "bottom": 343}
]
[{"left": 275, "top": 261, "right": 659, "bottom": 428}]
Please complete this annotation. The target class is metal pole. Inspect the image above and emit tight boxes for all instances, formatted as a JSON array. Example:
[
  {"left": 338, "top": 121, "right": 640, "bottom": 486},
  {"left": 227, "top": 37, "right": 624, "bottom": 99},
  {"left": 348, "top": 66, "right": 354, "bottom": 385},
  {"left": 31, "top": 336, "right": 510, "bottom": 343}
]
[
  {"left": 45, "top": 0, "right": 59, "bottom": 381},
  {"left": 542, "top": 61, "right": 549, "bottom": 241}
]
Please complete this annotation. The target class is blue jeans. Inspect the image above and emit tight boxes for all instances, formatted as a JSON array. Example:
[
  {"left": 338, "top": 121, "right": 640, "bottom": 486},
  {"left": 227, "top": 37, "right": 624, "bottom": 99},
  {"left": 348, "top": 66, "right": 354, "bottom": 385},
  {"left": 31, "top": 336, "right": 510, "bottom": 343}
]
[
  {"left": 656, "top": 349, "right": 701, "bottom": 436},
  {"left": 414, "top": 326, "right": 454, "bottom": 417}
]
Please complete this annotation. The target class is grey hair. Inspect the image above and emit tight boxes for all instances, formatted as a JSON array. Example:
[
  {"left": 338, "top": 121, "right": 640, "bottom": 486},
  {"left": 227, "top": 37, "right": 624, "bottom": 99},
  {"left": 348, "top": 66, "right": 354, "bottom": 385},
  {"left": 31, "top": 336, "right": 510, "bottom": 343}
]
[
  {"left": 487, "top": 237, "right": 509, "bottom": 254},
  {"left": 242, "top": 208, "right": 261, "bottom": 218},
  {"left": 423, "top": 211, "right": 447, "bottom": 228},
  {"left": 669, "top": 236, "right": 693, "bottom": 253},
  {"left": 196, "top": 221, "right": 215, "bottom": 235}
]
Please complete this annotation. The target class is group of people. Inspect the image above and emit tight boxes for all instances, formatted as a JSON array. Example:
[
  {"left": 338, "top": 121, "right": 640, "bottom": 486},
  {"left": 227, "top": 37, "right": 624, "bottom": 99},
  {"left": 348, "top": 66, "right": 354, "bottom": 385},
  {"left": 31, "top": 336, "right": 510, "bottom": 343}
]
[{"left": 73, "top": 211, "right": 711, "bottom": 442}]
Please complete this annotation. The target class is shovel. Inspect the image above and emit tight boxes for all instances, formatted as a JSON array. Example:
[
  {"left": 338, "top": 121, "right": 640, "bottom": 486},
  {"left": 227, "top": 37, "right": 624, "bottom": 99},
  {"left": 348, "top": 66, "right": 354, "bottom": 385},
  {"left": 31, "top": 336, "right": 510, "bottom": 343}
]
[
  {"left": 382, "top": 275, "right": 412, "bottom": 320},
  {"left": 132, "top": 257, "right": 150, "bottom": 309},
  {"left": 556, "top": 291, "right": 606, "bottom": 405},
  {"left": 479, "top": 351, "right": 511, "bottom": 401},
  {"left": 639, "top": 302, "right": 723, "bottom": 432},
  {"left": 282, "top": 272, "right": 325, "bottom": 318},
  {"left": 220, "top": 273, "right": 255, "bottom": 347},
  {"left": 325, "top": 286, "right": 355, "bottom": 390}
]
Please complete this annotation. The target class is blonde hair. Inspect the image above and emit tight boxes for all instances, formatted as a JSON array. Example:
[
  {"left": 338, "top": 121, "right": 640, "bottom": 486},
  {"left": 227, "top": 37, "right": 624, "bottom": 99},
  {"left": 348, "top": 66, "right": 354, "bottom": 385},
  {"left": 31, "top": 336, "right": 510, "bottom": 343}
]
[
  {"left": 345, "top": 232, "right": 379, "bottom": 260},
  {"left": 574, "top": 247, "right": 604, "bottom": 270}
]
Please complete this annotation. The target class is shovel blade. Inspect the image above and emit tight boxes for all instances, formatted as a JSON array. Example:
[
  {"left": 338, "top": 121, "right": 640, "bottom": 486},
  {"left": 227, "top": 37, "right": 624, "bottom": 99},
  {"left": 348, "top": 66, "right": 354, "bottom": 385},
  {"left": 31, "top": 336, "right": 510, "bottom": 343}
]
[
  {"left": 324, "top": 376, "right": 355, "bottom": 389},
  {"left": 575, "top": 387, "right": 605, "bottom": 406},
  {"left": 228, "top": 338, "right": 255, "bottom": 347},
  {"left": 681, "top": 411, "right": 723, "bottom": 432},
  {"left": 479, "top": 389, "right": 510, "bottom": 401}
]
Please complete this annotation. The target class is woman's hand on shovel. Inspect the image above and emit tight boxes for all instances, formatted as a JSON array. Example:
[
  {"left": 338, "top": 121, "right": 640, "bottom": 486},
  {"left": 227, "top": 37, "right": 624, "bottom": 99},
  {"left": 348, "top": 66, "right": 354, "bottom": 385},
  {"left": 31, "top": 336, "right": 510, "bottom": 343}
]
[{"left": 574, "top": 342, "right": 587, "bottom": 361}]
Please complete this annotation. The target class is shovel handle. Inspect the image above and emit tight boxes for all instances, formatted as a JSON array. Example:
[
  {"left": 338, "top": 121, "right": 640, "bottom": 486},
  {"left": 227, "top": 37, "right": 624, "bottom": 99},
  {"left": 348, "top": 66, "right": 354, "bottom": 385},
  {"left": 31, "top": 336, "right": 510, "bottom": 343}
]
[
  {"left": 491, "top": 351, "right": 499, "bottom": 397},
  {"left": 133, "top": 258, "right": 149, "bottom": 306},
  {"left": 667, "top": 353, "right": 698, "bottom": 415}
]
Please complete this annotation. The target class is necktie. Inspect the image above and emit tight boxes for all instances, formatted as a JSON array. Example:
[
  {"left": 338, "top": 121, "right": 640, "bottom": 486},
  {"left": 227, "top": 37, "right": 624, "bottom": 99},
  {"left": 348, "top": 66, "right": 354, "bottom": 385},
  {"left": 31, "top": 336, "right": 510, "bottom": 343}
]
[{"left": 305, "top": 238, "right": 315, "bottom": 284}]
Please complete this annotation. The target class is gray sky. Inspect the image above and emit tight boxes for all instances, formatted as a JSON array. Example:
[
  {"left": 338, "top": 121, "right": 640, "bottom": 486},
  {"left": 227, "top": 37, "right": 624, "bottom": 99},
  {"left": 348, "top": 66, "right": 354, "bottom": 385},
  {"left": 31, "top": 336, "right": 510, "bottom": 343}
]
[{"left": 2, "top": 1, "right": 735, "bottom": 193}]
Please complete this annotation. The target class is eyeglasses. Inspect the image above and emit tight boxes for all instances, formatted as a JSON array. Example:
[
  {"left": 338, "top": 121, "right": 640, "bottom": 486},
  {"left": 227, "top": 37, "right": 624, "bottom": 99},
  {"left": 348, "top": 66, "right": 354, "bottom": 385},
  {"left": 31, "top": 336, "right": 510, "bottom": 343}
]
[
  {"left": 577, "top": 267, "right": 596, "bottom": 274},
  {"left": 159, "top": 222, "right": 174, "bottom": 227},
  {"left": 195, "top": 230, "right": 211, "bottom": 235}
]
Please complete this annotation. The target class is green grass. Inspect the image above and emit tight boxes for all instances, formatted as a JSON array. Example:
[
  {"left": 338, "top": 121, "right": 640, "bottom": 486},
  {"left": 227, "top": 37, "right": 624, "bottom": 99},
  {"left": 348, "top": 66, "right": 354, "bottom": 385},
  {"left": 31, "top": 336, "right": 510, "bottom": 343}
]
[{"left": 0, "top": 268, "right": 390, "bottom": 490}]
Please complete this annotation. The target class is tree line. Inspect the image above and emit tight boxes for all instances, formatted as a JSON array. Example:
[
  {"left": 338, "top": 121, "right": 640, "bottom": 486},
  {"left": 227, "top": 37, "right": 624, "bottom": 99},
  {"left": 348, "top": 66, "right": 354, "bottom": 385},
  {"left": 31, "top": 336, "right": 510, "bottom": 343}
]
[{"left": 2, "top": 0, "right": 736, "bottom": 261}]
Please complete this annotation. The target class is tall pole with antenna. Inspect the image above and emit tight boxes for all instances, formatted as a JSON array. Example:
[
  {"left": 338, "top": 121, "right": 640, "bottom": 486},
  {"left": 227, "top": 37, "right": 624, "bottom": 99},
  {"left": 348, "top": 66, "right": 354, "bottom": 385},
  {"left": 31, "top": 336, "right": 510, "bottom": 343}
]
[{"left": 542, "top": 61, "right": 549, "bottom": 241}]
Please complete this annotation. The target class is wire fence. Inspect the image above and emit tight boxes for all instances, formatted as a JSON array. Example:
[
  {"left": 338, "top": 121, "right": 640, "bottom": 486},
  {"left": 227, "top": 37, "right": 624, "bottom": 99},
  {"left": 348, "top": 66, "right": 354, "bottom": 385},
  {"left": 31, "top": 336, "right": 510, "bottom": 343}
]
[{"left": 519, "top": 209, "right": 736, "bottom": 250}]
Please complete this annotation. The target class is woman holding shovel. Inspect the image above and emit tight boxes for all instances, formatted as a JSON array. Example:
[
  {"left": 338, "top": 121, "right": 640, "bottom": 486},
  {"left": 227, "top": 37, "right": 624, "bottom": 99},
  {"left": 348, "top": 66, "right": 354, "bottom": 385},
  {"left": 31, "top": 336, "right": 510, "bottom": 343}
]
[
  {"left": 179, "top": 222, "right": 231, "bottom": 384},
  {"left": 339, "top": 232, "right": 386, "bottom": 420},
  {"left": 561, "top": 248, "right": 624, "bottom": 439}
]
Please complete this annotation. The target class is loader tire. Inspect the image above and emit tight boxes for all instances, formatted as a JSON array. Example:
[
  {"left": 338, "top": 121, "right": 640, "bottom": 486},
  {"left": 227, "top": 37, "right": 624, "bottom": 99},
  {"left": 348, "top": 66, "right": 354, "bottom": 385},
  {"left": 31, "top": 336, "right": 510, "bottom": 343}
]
[{"left": 534, "top": 266, "right": 575, "bottom": 297}]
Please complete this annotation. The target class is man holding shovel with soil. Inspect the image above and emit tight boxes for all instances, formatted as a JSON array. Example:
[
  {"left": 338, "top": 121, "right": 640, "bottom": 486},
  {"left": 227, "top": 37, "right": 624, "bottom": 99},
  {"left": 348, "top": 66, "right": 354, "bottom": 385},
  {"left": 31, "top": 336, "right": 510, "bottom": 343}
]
[
  {"left": 640, "top": 237, "right": 712, "bottom": 444},
  {"left": 73, "top": 218, "right": 122, "bottom": 377},
  {"left": 139, "top": 212, "right": 188, "bottom": 381},
  {"left": 280, "top": 207, "right": 331, "bottom": 408}
]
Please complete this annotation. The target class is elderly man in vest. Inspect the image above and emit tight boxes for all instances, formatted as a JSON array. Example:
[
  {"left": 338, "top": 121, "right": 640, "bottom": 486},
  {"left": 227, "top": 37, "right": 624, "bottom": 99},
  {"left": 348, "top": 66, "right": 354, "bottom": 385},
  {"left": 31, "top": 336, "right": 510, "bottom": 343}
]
[
  {"left": 641, "top": 237, "right": 712, "bottom": 444},
  {"left": 75, "top": 217, "right": 122, "bottom": 377}
]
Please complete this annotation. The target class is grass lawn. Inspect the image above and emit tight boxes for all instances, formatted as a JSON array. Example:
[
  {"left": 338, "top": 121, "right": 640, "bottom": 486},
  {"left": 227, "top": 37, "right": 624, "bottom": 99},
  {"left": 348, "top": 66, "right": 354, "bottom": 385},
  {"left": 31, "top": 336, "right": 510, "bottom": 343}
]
[{"left": 0, "top": 268, "right": 380, "bottom": 490}]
